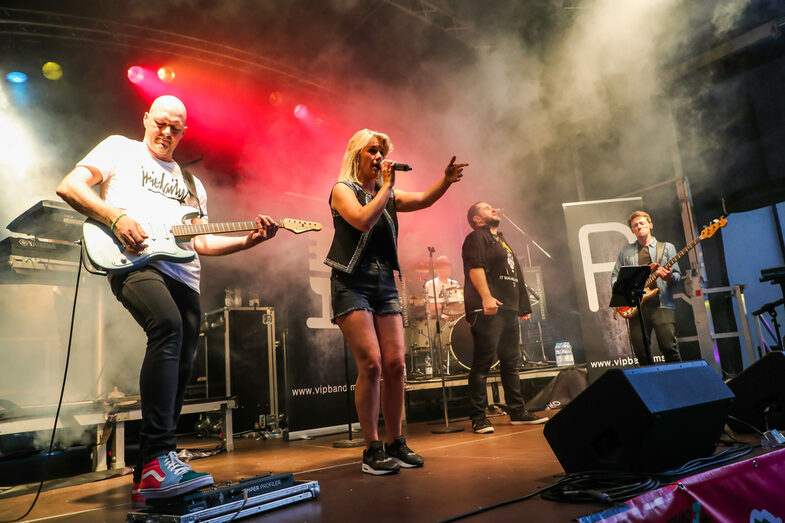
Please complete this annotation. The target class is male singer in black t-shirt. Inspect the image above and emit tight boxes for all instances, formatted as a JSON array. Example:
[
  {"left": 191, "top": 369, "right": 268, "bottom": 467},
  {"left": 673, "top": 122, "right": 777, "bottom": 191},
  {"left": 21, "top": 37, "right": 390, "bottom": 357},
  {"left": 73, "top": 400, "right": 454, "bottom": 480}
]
[{"left": 462, "top": 202, "right": 548, "bottom": 434}]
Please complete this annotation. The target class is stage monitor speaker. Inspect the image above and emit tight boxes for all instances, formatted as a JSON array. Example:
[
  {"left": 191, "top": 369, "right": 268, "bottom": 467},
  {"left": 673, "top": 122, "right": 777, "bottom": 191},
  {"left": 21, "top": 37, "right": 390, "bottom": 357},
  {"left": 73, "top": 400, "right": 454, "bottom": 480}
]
[
  {"left": 543, "top": 361, "right": 733, "bottom": 473},
  {"left": 727, "top": 351, "right": 785, "bottom": 433}
]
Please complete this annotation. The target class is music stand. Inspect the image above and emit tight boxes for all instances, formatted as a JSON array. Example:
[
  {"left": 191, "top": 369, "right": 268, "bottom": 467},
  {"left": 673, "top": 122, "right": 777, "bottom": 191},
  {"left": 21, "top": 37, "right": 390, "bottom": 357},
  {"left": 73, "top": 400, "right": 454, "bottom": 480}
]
[{"left": 610, "top": 265, "right": 653, "bottom": 365}]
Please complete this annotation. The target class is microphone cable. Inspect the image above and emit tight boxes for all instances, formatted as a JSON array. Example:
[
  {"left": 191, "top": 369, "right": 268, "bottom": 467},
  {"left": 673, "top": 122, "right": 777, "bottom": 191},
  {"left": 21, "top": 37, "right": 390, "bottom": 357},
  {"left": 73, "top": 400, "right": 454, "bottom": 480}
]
[{"left": 437, "top": 441, "right": 754, "bottom": 522}]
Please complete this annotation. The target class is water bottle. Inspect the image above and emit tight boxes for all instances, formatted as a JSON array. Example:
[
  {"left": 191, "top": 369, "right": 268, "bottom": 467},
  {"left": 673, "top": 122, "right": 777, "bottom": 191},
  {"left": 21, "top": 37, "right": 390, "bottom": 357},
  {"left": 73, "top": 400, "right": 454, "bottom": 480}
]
[
  {"left": 564, "top": 342, "right": 574, "bottom": 366},
  {"left": 555, "top": 342, "right": 574, "bottom": 367},
  {"left": 424, "top": 354, "right": 433, "bottom": 377}
]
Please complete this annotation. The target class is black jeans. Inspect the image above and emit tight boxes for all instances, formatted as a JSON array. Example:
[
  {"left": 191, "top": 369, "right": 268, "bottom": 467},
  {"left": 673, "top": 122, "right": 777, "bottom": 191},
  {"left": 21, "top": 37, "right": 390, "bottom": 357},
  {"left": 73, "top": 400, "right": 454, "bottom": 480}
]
[
  {"left": 467, "top": 309, "right": 526, "bottom": 420},
  {"left": 628, "top": 302, "right": 680, "bottom": 365},
  {"left": 109, "top": 267, "right": 201, "bottom": 479}
]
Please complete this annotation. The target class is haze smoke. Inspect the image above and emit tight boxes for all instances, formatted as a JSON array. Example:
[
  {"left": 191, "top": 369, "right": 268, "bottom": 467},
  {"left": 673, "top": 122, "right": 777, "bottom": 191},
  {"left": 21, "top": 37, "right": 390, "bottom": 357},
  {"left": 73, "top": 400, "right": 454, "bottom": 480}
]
[{"left": 0, "top": 0, "right": 757, "bottom": 407}]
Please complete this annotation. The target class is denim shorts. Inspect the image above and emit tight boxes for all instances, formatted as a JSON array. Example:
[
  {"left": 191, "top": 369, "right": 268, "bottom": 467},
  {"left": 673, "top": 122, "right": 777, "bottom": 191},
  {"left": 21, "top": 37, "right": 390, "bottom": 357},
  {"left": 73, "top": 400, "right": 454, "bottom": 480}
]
[{"left": 330, "top": 260, "right": 402, "bottom": 323}]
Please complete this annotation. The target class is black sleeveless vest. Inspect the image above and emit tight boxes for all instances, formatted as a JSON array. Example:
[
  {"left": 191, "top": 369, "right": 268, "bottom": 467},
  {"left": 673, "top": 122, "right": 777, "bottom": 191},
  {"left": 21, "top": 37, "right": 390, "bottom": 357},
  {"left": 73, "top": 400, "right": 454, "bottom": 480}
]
[{"left": 324, "top": 181, "right": 400, "bottom": 274}]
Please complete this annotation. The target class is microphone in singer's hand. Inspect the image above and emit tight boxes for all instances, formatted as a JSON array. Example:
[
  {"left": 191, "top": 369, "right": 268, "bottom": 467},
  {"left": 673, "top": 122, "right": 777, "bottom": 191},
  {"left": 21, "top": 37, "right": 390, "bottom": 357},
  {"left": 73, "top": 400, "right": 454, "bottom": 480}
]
[{"left": 392, "top": 163, "right": 412, "bottom": 171}]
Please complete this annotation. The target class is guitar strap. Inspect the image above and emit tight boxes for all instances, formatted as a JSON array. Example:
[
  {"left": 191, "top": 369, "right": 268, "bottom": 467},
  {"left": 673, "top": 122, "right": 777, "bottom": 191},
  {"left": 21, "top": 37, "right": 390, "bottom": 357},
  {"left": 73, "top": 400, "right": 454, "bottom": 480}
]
[
  {"left": 655, "top": 238, "right": 665, "bottom": 266},
  {"left": 180, "top": 166, "right": 206, "bottom": 218}
]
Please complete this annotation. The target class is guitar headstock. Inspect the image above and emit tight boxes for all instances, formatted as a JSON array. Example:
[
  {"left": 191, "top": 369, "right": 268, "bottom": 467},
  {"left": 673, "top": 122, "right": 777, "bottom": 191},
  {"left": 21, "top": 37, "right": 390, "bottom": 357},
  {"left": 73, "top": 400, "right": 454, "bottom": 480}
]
[
  {"left": 279, "top": 218, "right": 323, "bottom": 234},
  {"left": 699, "top": 217, "right": 728, "bottom": 239}
]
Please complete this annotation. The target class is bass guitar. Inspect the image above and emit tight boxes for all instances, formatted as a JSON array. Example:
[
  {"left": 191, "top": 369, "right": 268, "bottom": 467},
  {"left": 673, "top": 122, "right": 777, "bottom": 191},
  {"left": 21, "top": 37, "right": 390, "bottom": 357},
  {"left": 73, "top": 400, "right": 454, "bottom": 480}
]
[
  {"left": 613, "top": 217, "right": 727, "bottom": 319},
  {"left": 83, "top": 207, "right": 321, "bottom": 273}
]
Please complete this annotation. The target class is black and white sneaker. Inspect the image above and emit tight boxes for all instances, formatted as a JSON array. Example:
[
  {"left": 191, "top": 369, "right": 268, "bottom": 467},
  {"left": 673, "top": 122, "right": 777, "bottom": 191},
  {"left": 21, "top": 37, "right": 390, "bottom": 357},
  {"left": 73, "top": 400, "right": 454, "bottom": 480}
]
[
  {"left": 472, "top": 416, "right": 495, "bottom": 434},
  {"left": 385, "top": 436, "right": 424, "bottom": 468},
  {"left": 510, "top": 412, "right": 549, "bottom": 425},
  {"left": 362, "top": 441, "right": 400, "bottom": 475}
]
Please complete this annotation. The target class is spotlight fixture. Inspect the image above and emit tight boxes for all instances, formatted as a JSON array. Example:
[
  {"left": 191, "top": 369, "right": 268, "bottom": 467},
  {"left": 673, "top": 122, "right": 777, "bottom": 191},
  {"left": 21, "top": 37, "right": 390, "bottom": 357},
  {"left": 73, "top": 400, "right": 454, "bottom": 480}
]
[
  {"left": 157, "top": 66, "right": 175, "bottom": 83},
  {"left": 42, "top": 61, "right": 63, "bottom": 80},
  {"left": 6, "top": 72, "right": 28, "bottom": 84},
  {"left": 293, "top": 104, "right": 308, "bottom": 119},
  {"left": 269, "top": 91, "right": 282, "bottom": 106},
  {"left": 127, "top": 66, "right": 144, "bottom": 84}
]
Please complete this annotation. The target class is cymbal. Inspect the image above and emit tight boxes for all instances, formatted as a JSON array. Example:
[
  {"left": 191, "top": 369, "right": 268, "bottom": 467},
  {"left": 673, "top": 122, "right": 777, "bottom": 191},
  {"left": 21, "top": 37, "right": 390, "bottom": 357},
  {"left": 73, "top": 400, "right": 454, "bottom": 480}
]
[{"left": 411, "top": 257, "right": 451, "bottom": 273}]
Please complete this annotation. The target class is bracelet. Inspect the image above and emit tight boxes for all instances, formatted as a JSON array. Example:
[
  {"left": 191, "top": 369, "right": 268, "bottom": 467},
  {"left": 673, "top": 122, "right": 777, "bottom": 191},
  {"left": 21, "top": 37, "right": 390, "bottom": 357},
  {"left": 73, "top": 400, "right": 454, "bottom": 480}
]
[{"left": 110, "top": 213, "right": 127, "bottom": 232}]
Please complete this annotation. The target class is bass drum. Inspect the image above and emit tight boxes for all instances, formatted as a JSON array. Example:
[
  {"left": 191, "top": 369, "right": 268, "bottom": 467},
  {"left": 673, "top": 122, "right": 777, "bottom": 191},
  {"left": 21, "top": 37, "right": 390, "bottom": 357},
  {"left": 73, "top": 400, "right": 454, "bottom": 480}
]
[{"left": 440, "top": 315, "right": 499, "bottom": 373}]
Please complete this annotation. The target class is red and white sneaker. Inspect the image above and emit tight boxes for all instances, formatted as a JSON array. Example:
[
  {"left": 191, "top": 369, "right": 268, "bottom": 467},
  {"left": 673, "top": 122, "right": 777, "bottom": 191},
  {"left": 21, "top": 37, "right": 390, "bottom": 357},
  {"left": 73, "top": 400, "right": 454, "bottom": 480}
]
[
  {"left": 131, "top": 481, "right": 147, "bottom": 509},
  {"left": 139, "top": 451, "right": 214, "bottom": 499}
]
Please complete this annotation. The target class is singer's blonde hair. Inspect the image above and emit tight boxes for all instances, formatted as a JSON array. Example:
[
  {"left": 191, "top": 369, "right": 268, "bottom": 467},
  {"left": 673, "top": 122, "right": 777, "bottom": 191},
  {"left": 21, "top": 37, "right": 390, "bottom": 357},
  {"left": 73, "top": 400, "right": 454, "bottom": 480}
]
[{"left": 338, "top": 129, "right": 394, "bottom": 184}]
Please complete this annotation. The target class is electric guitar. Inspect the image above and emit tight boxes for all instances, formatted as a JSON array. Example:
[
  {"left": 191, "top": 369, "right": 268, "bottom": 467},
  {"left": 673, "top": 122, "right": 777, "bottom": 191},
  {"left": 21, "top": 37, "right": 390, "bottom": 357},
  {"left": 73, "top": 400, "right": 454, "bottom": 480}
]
[
  {"left": 82, "top": 207, "right": 322, "bottom": 273},
  {"left": 613, "top": 217, "right": 727, "bottom": 319}
]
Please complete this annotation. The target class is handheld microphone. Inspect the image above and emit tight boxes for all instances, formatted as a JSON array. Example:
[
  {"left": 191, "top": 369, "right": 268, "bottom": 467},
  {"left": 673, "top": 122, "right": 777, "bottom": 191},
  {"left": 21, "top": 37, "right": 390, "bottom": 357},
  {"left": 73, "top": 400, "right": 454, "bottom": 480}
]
[{"left": 392, "top": 163, "right": 412, "bottom": 171}]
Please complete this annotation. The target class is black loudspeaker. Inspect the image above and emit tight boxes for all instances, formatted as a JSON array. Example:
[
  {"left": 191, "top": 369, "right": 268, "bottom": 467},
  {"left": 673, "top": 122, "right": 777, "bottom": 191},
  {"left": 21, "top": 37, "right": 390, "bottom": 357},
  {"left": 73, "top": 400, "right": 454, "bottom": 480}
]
[
  {"left": 543, "top": 361, "right": 734, "bottom": 473},
  {"left": 727, "top": 351, "right": 785, "bottom": 433}
]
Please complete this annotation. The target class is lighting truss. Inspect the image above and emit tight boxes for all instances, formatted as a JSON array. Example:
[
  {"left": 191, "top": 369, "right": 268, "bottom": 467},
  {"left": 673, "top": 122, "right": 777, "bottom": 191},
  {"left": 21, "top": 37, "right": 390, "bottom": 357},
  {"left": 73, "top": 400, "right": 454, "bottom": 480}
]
[{"left": 0, "top": 7, "right": 337, "bottom": 96}]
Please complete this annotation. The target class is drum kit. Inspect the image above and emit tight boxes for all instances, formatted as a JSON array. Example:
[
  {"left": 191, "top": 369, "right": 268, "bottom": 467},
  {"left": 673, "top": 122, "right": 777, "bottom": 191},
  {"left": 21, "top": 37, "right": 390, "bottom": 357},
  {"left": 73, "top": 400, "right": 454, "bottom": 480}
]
[{"left": 404, "top": 257, "right": 498, "bottom": 377}]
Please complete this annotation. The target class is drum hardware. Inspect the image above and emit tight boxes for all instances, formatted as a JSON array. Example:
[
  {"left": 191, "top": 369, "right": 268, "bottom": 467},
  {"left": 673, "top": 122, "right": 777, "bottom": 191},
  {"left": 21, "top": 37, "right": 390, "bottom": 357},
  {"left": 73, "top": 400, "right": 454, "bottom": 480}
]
[
  {"left": 440, "top": 284, "right": 464, "bottom": 317},
  {"left": 424, "top": 246, "right": 463, "bottom": 434},
  {"left": 407, "top": 295, "right": 427, "bottom": 318}
]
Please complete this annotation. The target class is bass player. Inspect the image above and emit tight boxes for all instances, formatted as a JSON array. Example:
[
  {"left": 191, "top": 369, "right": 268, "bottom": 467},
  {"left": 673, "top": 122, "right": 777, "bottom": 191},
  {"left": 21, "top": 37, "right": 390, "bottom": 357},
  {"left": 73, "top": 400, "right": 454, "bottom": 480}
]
[{"left": 610, "top": 211, "right": 682, "bottom": 365}]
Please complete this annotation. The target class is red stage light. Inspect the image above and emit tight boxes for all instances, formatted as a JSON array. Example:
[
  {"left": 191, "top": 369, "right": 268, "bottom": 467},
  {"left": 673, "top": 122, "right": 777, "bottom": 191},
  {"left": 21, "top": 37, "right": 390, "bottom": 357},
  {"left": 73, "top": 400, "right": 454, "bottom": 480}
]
[
  {"left": 127, "top": 66, "right": 144, "bottom": 84},
  {"left": 293, "top": 104, "right": 308, "bottom": 119},
  {"left": 158, "top": 66, "right": 175, "bottom": 83},
  {"left": 269, "top": 91, "right": 282, "bottom": 106}
]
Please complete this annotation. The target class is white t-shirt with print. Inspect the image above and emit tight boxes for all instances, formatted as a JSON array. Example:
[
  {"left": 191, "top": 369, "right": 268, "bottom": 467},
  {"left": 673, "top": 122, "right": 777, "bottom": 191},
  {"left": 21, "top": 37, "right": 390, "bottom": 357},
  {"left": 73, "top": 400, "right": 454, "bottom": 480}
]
[
  {"left": 423, "top": 277, "right": 460, "bottom": 303},
  {"left": 77, "top": 135, "right": 208, "bottom": 293}
]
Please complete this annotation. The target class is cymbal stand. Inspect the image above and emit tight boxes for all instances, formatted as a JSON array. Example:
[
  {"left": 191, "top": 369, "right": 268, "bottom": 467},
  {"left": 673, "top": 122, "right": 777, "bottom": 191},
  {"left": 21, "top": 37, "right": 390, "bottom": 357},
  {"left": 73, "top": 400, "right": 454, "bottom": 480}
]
[
  {"left": 426, "top": 246, "right": 463, "bottom": 434},
  {"left": 501, "top": 213, "right": 552, "bottom": 261},
  {"left": 400, "top": 276, "right": 417, "bottom": 375}
]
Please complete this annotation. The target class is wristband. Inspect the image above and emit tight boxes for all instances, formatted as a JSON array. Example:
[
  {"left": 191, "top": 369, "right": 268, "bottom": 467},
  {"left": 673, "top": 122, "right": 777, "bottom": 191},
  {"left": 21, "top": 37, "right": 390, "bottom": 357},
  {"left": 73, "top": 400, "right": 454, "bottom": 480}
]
[{"left": 110, "top": 213, "right": 127, "bottom": 232}]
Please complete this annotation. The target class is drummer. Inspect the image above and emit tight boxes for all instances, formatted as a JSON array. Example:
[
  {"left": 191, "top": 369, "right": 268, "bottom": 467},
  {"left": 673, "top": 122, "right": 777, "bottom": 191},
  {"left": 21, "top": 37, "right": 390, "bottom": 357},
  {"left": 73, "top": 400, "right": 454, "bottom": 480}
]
[{"left": 423, "top": 255, "right": 462, "bottom": 319}]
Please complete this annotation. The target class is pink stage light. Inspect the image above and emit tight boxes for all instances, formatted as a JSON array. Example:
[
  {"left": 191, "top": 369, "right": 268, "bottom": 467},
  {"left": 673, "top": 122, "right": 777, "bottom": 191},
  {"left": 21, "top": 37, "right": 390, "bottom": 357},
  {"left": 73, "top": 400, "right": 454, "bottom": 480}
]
[
  {"left": 127, "top": 66, "right": 144, "bottom": 84},
  {"left": 293, "top": 104, "right": 308, "bottom": 119}
]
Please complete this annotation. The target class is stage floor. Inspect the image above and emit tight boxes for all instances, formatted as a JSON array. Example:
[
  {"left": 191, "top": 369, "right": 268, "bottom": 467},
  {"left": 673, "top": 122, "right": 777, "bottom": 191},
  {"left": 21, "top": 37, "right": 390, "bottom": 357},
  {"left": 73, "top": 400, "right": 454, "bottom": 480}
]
[{"left": 0, "top": 412, "right": 764, "bottom": 522}]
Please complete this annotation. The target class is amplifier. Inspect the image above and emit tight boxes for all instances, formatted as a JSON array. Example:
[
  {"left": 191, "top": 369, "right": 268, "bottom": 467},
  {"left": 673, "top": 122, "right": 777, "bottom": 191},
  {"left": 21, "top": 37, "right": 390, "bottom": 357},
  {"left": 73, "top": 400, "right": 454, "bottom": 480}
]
[
  {"left": 200, "top": 307, "right": 279, "bottom": 433},
  {"left": 0, "top": 236, "right": 78, "bottom": 261},
  {"left": 0, "top": 236, "right": 79, "bottom": 284}
]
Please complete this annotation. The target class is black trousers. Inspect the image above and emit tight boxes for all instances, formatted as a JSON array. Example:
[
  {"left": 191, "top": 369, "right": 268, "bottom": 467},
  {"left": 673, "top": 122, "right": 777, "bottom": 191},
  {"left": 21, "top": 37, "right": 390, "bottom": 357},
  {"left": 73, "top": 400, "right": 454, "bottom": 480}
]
[
  {"left": 467, "top": 309, "right": 526, "bottom": 420},
  {"left": 109, "top": 267, "right": 201, "bottom": 479},
  {"left": 628, "top": 302, "right": 681, "bottom": 365}
]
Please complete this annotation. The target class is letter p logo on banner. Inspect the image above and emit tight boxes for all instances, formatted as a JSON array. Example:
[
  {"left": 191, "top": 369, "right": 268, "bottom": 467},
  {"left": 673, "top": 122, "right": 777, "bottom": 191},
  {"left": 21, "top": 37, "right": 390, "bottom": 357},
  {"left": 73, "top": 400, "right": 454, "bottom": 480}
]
[{"left": 578, "top": 223, "right": 635, "bottom": 312}]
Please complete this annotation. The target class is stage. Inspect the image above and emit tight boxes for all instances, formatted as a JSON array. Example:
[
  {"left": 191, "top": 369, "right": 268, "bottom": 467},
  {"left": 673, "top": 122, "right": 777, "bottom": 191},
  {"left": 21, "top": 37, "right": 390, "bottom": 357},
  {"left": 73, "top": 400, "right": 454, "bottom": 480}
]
[{"left": 0, "top": 410, "right": 775, "bottom": 522}]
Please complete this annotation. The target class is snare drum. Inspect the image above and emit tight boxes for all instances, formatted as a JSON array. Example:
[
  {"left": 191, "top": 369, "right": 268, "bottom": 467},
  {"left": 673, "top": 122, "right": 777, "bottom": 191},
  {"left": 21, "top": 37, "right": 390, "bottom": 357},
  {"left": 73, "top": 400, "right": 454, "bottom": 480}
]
[{"left": 440, "top": 315, "right": 499, "bottom": 372}]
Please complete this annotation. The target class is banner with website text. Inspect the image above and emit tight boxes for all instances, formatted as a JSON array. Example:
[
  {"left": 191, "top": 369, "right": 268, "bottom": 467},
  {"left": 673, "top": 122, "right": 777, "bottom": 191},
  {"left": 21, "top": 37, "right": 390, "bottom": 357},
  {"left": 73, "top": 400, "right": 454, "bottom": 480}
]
[{"left": 562, "top": 197, "right": 660, "bottom": 382}]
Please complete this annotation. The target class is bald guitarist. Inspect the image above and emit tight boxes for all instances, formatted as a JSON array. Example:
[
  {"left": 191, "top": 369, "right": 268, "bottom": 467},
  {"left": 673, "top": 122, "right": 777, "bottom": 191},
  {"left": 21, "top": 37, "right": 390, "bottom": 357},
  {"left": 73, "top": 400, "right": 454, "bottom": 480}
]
[
  {"left": 56, "top": 95, "right": 280, "bottom": 506},
  {"left": 611, "top": 211, "right": 682, "bottom": 365}
]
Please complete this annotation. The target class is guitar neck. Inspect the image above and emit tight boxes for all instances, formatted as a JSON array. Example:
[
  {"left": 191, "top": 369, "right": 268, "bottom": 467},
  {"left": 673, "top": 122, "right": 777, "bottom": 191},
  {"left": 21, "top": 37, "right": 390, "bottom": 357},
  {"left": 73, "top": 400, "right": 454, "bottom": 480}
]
[
  {"left": 644, "top": 236, "right": 702, "bottom": 287},
  {"left": 172, "top": 220, "right": 280, "bottom": 239}
]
